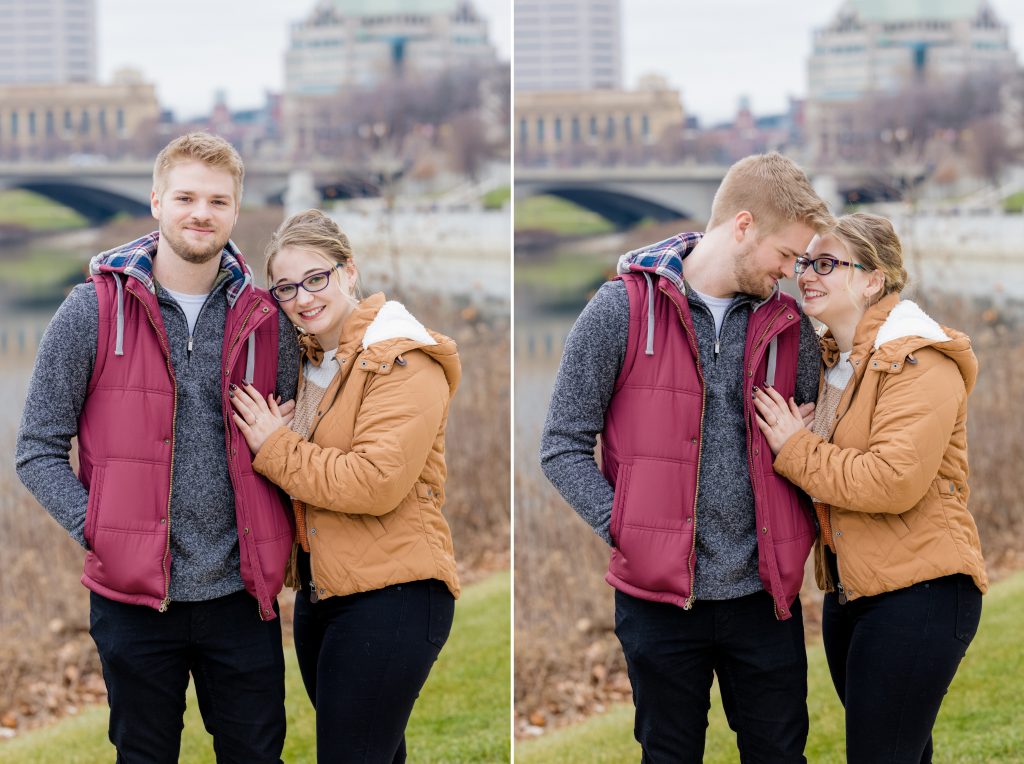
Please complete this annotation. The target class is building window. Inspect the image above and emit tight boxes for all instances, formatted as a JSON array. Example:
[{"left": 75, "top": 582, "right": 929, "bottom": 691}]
[
  {"left": 116, "top": 108, "right": 125, "bottom": 133},
  {"left": 519, "top": 117, "right": 528, "bottom": 145},
  {"left": 571, "top": 116, "right": 581, "bottom": 143},
  {"left": 536, "top": 117, "right": 545, "bottom": 143},
  {"left": 589, "top": 116, "right": 598, "bottom": 137},
  {"left": 10, "top": 112, "right": 18, "bottom": 137},
  {"left": 46, "top": 110, "right": 55, "bottom": 136},
  {"left": 80, "top": 109, "right": 90, "bottom": 134},
  {"left": 605, "top": 116, "right": 615, "bottom": 140},
  {"left": 642, "top": 114, "right": 650, "bottom": 138},
  {"left": 64, "top": 110, "right": 73, "bottom": 132},
  {"left": 554, "top": 117, "right": 562, "bottom": 142},
  {"left": 624, "top": 115, "right": 632, "bottom": 143},
  {"left": 28, "top": 111, "right": 37, "bottom": 136}
]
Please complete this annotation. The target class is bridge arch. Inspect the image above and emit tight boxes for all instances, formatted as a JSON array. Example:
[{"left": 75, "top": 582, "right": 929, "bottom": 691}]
[
  {"left": 12, "top": 180, "right": 151, "bottom": 224},
  {"left": 525, "top": 184, "right": 694, "bottom": 229}
]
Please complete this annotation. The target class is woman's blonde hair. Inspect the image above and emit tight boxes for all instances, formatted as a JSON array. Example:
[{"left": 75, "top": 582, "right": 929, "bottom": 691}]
[
  {"left": 831, "top": 213, "right": 909, "bottom": 302},
  {"left": 265, "top": 209, "right": 361, "bottom": 301}
]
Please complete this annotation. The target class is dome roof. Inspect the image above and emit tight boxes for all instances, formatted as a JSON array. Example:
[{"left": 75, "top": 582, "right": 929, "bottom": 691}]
[{"left": 843, "top": 0, "right": 991, "bottom": 23}]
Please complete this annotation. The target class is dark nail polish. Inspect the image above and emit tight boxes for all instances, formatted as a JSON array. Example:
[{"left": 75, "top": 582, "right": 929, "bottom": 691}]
[
  {"left": 753, "top": 386, "right": 759, "bottom": 392},
  {"left": 229, "top": 383, "right": 237, "bottom": 391},
  {"left": 228, "top": 391, "right": 234, "bottom": 398}
]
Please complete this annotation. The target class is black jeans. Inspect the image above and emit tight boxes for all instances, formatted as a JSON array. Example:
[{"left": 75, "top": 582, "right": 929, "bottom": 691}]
[
  {"left": 89, "top": 589, "right": 286, "bottom": 764},
  {"left": 614, "top": 589, "right": 808, "bottom": 764},
  {"left": 822, "top": 573, "right": 983, "bottom": 764},
  {"left": 293, "top": 577, "right": 455, "bottom": 764}
]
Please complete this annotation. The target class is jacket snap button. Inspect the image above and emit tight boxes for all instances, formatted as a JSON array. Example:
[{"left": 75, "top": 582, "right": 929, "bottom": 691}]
[
  {"left": 835, "top": 530, "right": 842, "bottom": 537},
  {"left": 263, "top": 608, "right": 269, "bottom": 616},
  {"left": 262, "top": 307, "right": 269, "bottom": 313},
  {"left": 686, "top": 516, "right": 692, "bottom": 523},
  {"left": 754, "top": 448, "right": 759, "bottom": 456},
  {"left": 747, "top": 370, "right": 753, "bottom": 377},
  {"left": 761, "top": 527, "right": 768, "bottom": 533},
  {"left": 318, "top": 588, "right": 325, "bottom": 595},
  {"left": 892, "top": 363, "right": 898, "bottom": 368},
  {"left": 310, "top": 528, "right": 317, "bottom": 535},
  {"left": 160, "top": 518, "right": 166, "bottom": 524},
  {"left": 243, "top": 527, "right": 249, "bottom": 534},
  {"left": 787, "top": 314, "right": 793, "bottom": 319},
  {"left": 381, "top": 363, "right": 387, "bottom": 370},
  {"left": 163, "top": 438, "right": 171, "bottom": 445}
]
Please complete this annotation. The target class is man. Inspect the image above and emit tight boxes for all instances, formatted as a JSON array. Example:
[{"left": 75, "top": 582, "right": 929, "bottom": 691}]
[
  {"left": 541, "top": 153, "right": 832, "bottom": 762},
  {"left": 16, "top": 132, "right": 300, "bottom": 763}
]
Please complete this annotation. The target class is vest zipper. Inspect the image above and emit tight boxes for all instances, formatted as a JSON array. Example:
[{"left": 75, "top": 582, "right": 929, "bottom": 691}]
[
  {"left": 130, "top": 287, "right": 176, "bottom": 612},
  {"left": 745, "top": 303, "right": 789, "bottom": 620},
  {"left": 664, "top": 285, "right": 705, "bottom": 609},
  {"left": 222, "top": 296, "right": 273, "bottom": 621}
]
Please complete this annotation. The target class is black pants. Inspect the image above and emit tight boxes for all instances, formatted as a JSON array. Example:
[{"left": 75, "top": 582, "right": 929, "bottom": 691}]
[
  {"left": 822, "top": 573, "right": 982, "bottom": 764},
  {"left": 293, "top": 576, "right": 455, "bottom": 763},
  {"left": 89, "top": 590, "right": 286, "bottom": 764},
  {"left": 614, "top": 589, "right": 809, "bottom": 764}
]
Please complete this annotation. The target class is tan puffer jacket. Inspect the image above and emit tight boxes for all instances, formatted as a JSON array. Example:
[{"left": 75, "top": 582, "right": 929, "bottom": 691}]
[
  {"left": 773, "top": 292, "right": 987, "bottom": 601},
  {"left": 253, "top": 293, "right": 461, "bottom": 600}
]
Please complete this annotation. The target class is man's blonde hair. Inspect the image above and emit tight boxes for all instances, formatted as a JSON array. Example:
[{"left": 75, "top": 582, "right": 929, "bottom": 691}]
[
  {"left": 152, "top": 132, "right": 244, "bottom": 202},
  {"left": 707, "top": 152, "right": 832, "bottom": 235}
]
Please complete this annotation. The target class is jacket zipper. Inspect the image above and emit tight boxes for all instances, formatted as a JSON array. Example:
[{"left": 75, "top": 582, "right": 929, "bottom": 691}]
[
  {"left": 130, "top": 288, "right": 176, "bottom": 612},
  {"left": 664, "top": 284, "right": 705, "bottom": 609},
  {"left": 222, "top": 297, "right": 271, "bottom": 621}
]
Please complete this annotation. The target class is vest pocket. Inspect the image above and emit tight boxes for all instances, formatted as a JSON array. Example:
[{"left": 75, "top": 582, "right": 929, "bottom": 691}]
[{"left": 84, "top": 465, "right": 105, "bottom": 547}]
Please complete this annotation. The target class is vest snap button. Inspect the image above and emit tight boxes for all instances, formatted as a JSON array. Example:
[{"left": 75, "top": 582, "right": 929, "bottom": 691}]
[
  {"left": 762, "top": 527, "right": 768, "bottom": 533},
  {"left": 243, "top": 527, "right": 249, "bottom": 534},
  {"left": 163, "top": 438, "right": 171, "bottom": 445},
  {"left": 690, "top": 438, "right": 697, "bottom": 444},
  {"left": 160, "top": 518, "right": 166, "bottom": 524}
]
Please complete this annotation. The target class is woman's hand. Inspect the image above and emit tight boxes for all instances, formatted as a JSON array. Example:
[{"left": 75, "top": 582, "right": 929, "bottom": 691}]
[
  {"left": 753, "top": 386, "right": 806, "bottom": 455},
  {"left": 229, "top": 383, "right": 295, "bottom": 453}
]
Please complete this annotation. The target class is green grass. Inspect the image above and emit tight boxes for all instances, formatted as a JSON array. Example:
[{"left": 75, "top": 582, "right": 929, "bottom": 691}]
[
  {"left": 1002, "top": 191, "right": 1024, "bottom": 214},
  {"left": 517, "top": 570, "right": 1024, "bottom": 764},
  {"left": 515, "top": 195, "right": 614, "bottom": 236},
  {"left": 0, "top": 189, "right": 88, "bottom": 230},
  {"left": 483, "top": 185, "right": 511, "bottom": 210},
  {"left": 1, "top": 571, "right": 510, "bottom": 764}
]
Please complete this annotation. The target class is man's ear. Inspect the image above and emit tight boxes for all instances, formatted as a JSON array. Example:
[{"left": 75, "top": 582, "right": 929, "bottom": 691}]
[{"left": 734, "top": 210, "right": 753, "bottom": 242}]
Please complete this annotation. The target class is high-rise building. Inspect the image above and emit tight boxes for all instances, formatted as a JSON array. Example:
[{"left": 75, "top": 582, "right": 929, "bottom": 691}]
[
  {"left": 0, "top": 0, "right": 97, "bottom": 85},
  {"left": 285, "top": 0, "right": 496, "bottom": 96},
  {"left": 806, "top": 0, "right": 1018, "bottom": 161},
  {"left": 514, "top": 0, "right": 622, "bottom": 92}
]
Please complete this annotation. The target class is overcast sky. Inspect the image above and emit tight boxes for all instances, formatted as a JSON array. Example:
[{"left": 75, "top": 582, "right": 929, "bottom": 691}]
[
  {"left": 98, "top": 0, "right": 511, "bottom": 120},
  {"left": 623, "top": 0, "right": 1024, "bottom": 124}
]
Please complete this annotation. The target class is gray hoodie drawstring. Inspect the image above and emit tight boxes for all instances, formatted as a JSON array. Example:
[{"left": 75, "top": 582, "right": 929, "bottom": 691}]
[
  {"left": 642, "top": 272, "right": 655, "bottom": 356},
  {"left": 244, "top": 333, "right": 256, "bottom": 385},
  {"left": 766, "top": 336, "right": 778, "bottom": 387},
  {"left": 113, "top": 273, "right": 125, "bottom": 357}
]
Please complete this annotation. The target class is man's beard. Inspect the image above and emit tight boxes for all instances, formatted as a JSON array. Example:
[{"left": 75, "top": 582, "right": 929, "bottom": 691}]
[
  {"left": 160, "top": 221, "right": 230, "bottom": 265},
  {"left": 733, "top": 241, "right": 775, "bottom": 299}
]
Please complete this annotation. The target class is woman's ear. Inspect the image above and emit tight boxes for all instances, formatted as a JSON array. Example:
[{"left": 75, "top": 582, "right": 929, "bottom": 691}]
[{"left": 864, "top": 269, "right": 885, "bottom": 302}]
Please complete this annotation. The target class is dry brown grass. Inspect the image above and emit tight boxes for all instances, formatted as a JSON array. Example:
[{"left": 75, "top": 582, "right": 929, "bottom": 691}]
[{"left": 513, "top": 293, "right": 1024, "bottom": 735}]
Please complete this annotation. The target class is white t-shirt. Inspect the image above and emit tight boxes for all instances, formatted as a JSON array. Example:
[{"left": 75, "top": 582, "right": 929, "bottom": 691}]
[
  {"left": 163, "top": 287, "right": 210, "bottom": 336},
  {"left": 690, "top": 287, "right": 734, "bottom": 338}
]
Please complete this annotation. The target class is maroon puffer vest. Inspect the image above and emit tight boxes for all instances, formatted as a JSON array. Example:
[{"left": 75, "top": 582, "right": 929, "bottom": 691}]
[
  {"left": 77, "top": 272, "right": 293, "bottom": 620},
  {"left": 601, "top": 272, "right": 815, "bottom": 619}
]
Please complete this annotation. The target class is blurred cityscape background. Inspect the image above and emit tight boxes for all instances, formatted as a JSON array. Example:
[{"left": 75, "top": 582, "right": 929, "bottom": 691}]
[
  {"left": 514, "top": 0, "right": 1024, "bottom": 753},
  {"left": 0, "top": 0, "right": 511, "bottom": 749}
]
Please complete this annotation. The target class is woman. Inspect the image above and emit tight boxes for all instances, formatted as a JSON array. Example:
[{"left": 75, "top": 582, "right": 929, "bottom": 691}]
[
  {"left": 752, "top": 212, "right": 986, "bottom": 764},
  {"left": 228, "top": 209, "right": 460, "bottom": 763}
]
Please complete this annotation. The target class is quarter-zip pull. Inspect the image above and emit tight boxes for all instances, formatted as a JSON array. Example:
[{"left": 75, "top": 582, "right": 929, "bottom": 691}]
[
  {"left": 714, "top": 336, "right": 720, "bottom": 358},
  {"left": 187, "top": 335, "right": 194, "bottom": 355}
]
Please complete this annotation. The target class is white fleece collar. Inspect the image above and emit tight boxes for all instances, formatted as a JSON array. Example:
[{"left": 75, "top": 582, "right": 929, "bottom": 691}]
[
  {"left": 362, "top": 300, "right": 437, "bottom": 349},
  {"left": 874, "top": 300, "right": 950, "bottom": 350}
]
